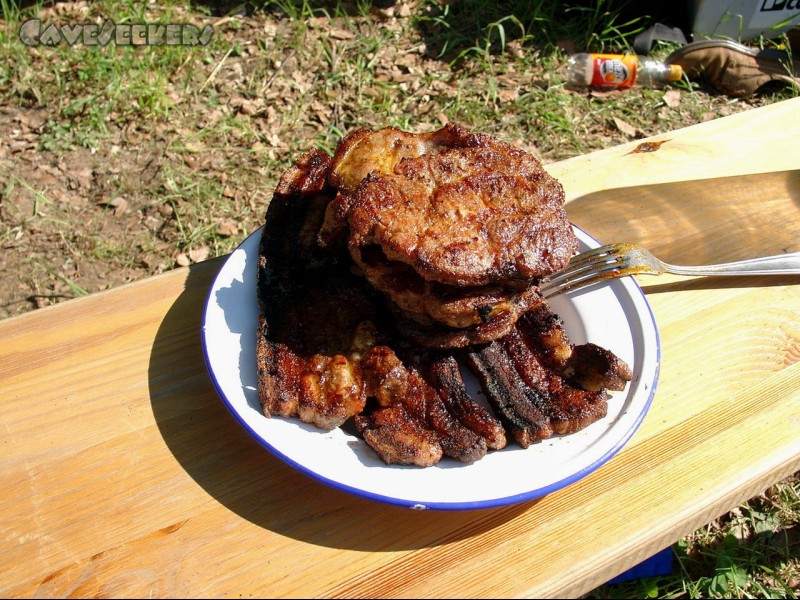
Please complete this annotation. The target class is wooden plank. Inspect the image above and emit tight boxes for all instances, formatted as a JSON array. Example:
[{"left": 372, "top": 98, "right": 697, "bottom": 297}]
[
  {"left": 0, "top": 98, "right": 798, "bottom": 599},
  {"left": 547, "top": 97, "right": 800, "bottom": 196}
]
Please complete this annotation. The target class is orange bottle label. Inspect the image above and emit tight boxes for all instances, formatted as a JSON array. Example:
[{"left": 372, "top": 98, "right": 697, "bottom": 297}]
[{"left": 590, "top": 54, "right": 638, "bottom": 88}]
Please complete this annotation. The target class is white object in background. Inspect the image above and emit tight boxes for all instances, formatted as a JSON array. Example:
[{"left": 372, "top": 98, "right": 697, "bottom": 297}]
[{"left": 691, "top": 0, "right": 800, "bottom": 42}]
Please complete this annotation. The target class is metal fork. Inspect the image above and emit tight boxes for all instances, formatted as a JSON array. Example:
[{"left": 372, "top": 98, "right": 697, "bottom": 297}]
[{"left": 541, "top": 243, "right": 800, "bottom": 297}]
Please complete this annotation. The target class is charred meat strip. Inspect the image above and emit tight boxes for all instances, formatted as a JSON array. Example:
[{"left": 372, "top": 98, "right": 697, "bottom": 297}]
[
  {"left": 462, "top": 327, "right": 613, "bottom": 445},
  {"left": 567, "top": 344, "right": 634, "bottom": 393},
  {"left": 274, "top": 147, "right": 332, "bottom": 196},
  {"left": 462, "top": 342, "right": 553, "bottom": 448},
  {"left": 517, "top": 305, "right": 633, "bottom": 392},
  {"left": 501, "top": 328, "right": 608, "bottom": 436},
  {"left": 424, "top": 354, "right": 507, "bottom": 451},
  {"left": 359, "top": 346, "right": 488, "bottom": 464}
]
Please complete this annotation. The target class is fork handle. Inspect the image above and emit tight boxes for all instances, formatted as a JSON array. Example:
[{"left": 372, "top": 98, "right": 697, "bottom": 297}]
[{"left": 663, "top": 252, "right": 800, "bottom": 276}]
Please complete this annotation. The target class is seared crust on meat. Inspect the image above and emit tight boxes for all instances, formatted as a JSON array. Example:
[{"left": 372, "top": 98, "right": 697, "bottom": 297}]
[
  {"left": 517, "top": 304, "right": 633, "bottom": 392},
  {"left": 355, "top": 245, "right": 545, "bottom": 330},
  {"left": 347, "top": 141, "right": 578, "bottom": 288},
  {"left": 274, "top": 148, "right": 332, "bottom": 197},
  {"left": 501, "top": 328, "right": 608, "bottom": 436},
  {"left": 328, "top": 124, "right": 479, "bottom": 193},
  {"left": 355, "top": 403, "right": 443, "bottom": 467},
  {"left": 392, "top": 288, "right": 542, "bottom": 350},
  {"left": 319, "top": 124, "right": 478, "bottom": 246},
  {"left": 256, "top": 189, "right": 382, "bottom": 430},
  {"left": 463, "top": 342, "right": 553, "bottom": 448},
  {"left": 358, "top": 345, "right": 489, "bottom": 464}
]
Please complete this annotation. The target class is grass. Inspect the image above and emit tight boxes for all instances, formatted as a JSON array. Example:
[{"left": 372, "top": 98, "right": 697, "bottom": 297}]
[
  {"left": 414, "top": 0, "right": 646, "bottom": 62},
  {"left": 0, "top": 1, "right": 797, "bottom": 595},
  {"left": 588, "top": 475, "right": 800, "bottom": 598}
]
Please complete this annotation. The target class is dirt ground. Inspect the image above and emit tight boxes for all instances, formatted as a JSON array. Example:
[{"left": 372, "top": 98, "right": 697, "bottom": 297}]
[{"left": 0, "top": 1, "right": 790, "bottom": 319}]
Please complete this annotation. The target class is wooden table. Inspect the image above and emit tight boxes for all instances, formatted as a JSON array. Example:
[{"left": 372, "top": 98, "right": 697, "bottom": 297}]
[{"left": 2, "top": 97, "right": 799, "bottom": 599}]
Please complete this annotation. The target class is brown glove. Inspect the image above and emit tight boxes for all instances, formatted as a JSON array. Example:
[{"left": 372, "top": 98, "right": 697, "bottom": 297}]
[{"left": 666, "top": 39, "right": 800, "bottom": 97}]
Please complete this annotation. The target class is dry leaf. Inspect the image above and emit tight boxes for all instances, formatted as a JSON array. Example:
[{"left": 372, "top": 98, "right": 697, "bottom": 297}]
[
  {"left": 612, "top": 116, "right": 638, "bottom": 138},
  {"left": 663, "top": 89, "right": 681, "bottom": 107},
  {"left": 329, "top": 28, "right": 355, "bottom": 40},
  {"left": 110, "top": 197, "right": 128, "bottom": 216},
  {"left": 216, "top": 221, "right": 239, "bottom": 237},
  {"left": 16, "top": 109, "right": 48, "bottom": 130},
  {"left": 189, "top": 247, "right": 210, "bottom": 263},
  {"left": 68, "top": 167, "right": 94, "bottom": 190},
  {"left": 497, "top": 88, "right": 520, "bottom": 103},
  {"left": 239, "top": 100, "right": 259, "bottom": 116},
  {"left": 506, "top": 41, "right": 525, "bottom": 60}
]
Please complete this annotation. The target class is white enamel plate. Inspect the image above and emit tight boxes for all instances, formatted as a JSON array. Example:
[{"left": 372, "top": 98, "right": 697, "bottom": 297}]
[{"left": 202, "top": 226, "right": 660, "bottom": 510}]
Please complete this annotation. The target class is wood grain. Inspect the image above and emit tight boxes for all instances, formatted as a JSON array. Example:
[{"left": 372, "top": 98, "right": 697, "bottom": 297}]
[{"left": 0, "top": 97, "right": 798, "bottom": 599}]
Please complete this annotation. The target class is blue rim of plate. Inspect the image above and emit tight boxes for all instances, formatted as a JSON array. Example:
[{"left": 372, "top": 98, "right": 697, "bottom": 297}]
[{"left": 201, "top": 225, "right": 660, "bottom": 511}]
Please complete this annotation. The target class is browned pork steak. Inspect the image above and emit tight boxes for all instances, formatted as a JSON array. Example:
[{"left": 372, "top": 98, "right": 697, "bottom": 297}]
[
  {"left": 354, "top": 247, "right": 545, "bottom": 330},
  {"left": 385, "top": 285, "right": 548, "bottom": 353},
  {"left": 320, "top": 124, "right": 578, "bottom": 344},
  {"left": 346, "top": 135, "right": 578, "bottom": 288}
]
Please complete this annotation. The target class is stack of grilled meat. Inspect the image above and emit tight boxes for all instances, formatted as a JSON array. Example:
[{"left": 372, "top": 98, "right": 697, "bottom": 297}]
[{"left": 256, "top": 124, "right": 632, "bottom": 467}]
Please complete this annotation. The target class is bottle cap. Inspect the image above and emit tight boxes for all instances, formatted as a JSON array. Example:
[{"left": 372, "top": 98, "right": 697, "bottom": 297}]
[{"left": 667, "top": 64, "right": 683, "bottom": 81}]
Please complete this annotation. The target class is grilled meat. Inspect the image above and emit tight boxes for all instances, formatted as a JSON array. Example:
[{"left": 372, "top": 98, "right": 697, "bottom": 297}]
[
  {"left": 355, "top": 402, "right": 443, "bottom": 467},
  {"left": 328, "top": 124, "right": 478, "bottom": 194},
  {"left": 346, "top": 136, "right": 578, "bottom": 289},
  {"left": 463, "top": 341, "right": 553, "bottom": 448},
  {"left": 320, "top": 124, "right": 578, "bottom": 345},
  {"left": 358, "top": 345, "right": 489, "bottom": 464},
  {"left": 256, "top": 127, "right": 633, "bottom": 467},
  {"left": 356, "top": 244, "right": 545, "bottom": 329},
  {"left": 256, "top": 147, "right": 508, "bottom": 464},
  {"left": 274, "top": 147, "right": 331, "bottom": 196},
  {"left": 425, "top": 354, "right": 507, "bottom": 451},
  {"left": 461, "top": 302, "right": 626, "bottom": 447},
  {"left": 517, "top": 304, "right": 633, "bottom": 392},
  {"left": 501, "top": 327, "right": 609, "bottom": 436},
  {"left": 318, "top": 124, "right": 477, "bottom": 247},
  {"left": 391, "top": 287, "right": 544, "bottom": 350},
  {"left": 256, "top": 194, "right": 377, "bottom": 430}
]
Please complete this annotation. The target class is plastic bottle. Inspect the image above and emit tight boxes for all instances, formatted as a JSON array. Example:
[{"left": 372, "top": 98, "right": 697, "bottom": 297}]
[{"left": 566, "top": 53, "right": 683, "bottom": 89}]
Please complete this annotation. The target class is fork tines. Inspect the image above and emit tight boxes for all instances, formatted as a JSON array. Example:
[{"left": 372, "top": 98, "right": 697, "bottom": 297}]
[{"left": 540, "top": 244, "right": 629, "bottom": 296}]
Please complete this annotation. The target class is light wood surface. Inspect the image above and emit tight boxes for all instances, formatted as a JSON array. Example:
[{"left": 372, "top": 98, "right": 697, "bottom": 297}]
[{"left": 1, "top": 98, "right": 799, "bottom": 599}]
